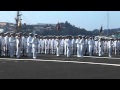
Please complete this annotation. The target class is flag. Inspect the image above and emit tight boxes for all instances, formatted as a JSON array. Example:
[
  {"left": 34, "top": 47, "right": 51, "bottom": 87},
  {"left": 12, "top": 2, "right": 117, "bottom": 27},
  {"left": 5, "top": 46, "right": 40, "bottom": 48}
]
[{"left": 100, "top": 26, "right": 103, "bottom": 34}]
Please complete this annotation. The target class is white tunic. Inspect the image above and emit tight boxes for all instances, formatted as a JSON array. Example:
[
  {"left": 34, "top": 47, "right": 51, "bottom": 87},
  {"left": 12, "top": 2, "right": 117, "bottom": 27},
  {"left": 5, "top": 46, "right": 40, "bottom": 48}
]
[
  {"left": 1, "top": 37, "right": 5, "bottom": 47},
  {"left": 9, "top": 36, "right": 16, "bottom": 46},
  {"left": 22, "top": 36, "right": 27, "bottom": 46},
  {"left": 27, "top": 36, "right": 33, "bottom": 47},
  {"left": 32, "top": 37, "right": 39, "bottom": 48}
]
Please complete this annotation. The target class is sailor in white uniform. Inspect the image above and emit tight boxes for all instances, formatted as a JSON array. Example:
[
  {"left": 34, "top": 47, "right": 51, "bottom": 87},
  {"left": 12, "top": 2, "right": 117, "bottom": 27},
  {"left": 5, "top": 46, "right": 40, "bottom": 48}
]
[
  {"left": 41, "top": 36, "right": 45, "bottom": 54},
  {"left": 60, "top": 36, "right": 64, "bottom": 55},
  {"left": 37, "top": 36, "right": 40, "bottom": 54},
  {"left": 9, "top": 33, "right": 16, "bottom": 58},
  {"left": 48, "top": 36, "right": 52, "bottom": 54},
  {"left": 51, "top": 36, "right": 55, "bottom": 55},
  {"left": 27, "top": 33, "right": 33, "bottom": 57},
  {"left": 64, "top": 36, "right": 67, "bottom": 55},
  {"left": 32, "top": 34, "right": 39, "bottom": 59},
  {"left": 56, "top": 36, "right": 61, "bottom": 57},
  {"left": 84, "top": 36, "right": 88, "bottom": 55},
  {"left": 76, "top": 35, "right": 81, "bottom": 57},
  {"left": 22, "top": 33, "right": 27, "bottom": 56},
  {"left": 88, "top": 37, "right": 93, "bottom": 56},
  {"left": 94, "top": 39, "right": 98, "bottom": 55},
  {"left": 4, "top": 32, "right": 10, "bottom": 56},
  {"left": 114, "top": 39, "right": 119, "bottom": 55},
  {"left": 1, "top": 33, "right": 5, "bottom": 56},
  {"left": 16, "top": 34, "right": 22, "bottom": 58},
  {"left": 45, "top": 37, "right": 49, "bottom": 54},
  {"left": 108, "top": 38, "right": 113, "bottom": 57},
  {"left": 118, "top": 39, "right": 120, "bottom": 55},
  {"left": 71, "top": 36, "right": 75, "bottom": 55},
  {"left": 98, "top": 38, "right": 103, "bottom": 57},
  {"left": 80, "top": 36, "right": 85, "bottom": 57},
  {"left": 66, "top": 36, "right": 72, "bottom": 57},
  {"left": 92, "top": 36, "right": 95, "bottom": 55}
]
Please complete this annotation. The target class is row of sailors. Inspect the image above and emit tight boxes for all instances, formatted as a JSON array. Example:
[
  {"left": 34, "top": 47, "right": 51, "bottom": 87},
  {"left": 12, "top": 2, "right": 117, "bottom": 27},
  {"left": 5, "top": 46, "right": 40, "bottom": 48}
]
[{"left": 0, "top": 32, "right": 120, "bottom": 59}]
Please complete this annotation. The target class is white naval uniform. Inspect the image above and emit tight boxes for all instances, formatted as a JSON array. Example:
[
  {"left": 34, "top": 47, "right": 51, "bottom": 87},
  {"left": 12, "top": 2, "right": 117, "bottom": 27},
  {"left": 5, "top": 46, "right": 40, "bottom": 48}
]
[
  {"left": 60, "top": 39, "right": 64, "bottom": 55},
  {"left": 27, "top": 36, "right": 33, "bottom": 57},
  {"left": 32, "top": 37, "right": 39, "bottom": 59},
  {"left": 39, "top": 38, "right": 43, "bottom": 54},
  {"left": 88, "top": 39, "right": 94, "bottom": 56},
  {"left": 80, "top": 38, "right": 84, "bottom": 57},
  {"left": 41, "top": 39, "right": 45, "bottom": 54},
  {"left": 9, "top": 36, "right": 16, "bottom": 57},
  {"left": 51, "top": 39, "right": 55, "bottom": 54},
  {"left": 56, "top": 39, "right": 61, "bottom": 56},
  {"left": 104, "top": 41, "right": 108, "bottom": 54},
  {"left": 22, "top": 36, "right": 27, "bottom": 55},
  {"left": 118, "top": 41, "right": 120, "bottom": 54},
  {"left": 1, "top": 36, "right": 5, "bottom": 56},
  {"left": 76, "top": 38, "right": 81, "bottom": 57},
  {"left": 16, "top": 37, "right": 22, "bottom": 58},
  {"left": 113, "top": 40, "right": 119, "bottom": 55},
  {"left": 84, "top": 39, "right": 88, "bottom": 55},
  {"left": 98, "top": 40, "right": 103, "bottom": 56},
  {"left": 64, "top": 39, "right": 67, "bottom": 55},
  {"left": 4, "top": 35, "right": 10, "bottom": 56},
  {"left": 92, "top": 39, "right": 95, "bottom": 55},
  {"left": 48, "top": 39, "right": 51, "bottom": 54},
  {"left": 45, "top": 39, "right": 49, "bottom": 54},
  {"left": 108, "top": 40, "right": 113, "bottom": 57},
  {"left": 38, "top": 38, "right": 41, "bottom": 53},
  {"left": 66, "top": 39, "right": 72, "bottom": 57},
  {"left": 94, "top": 40, "right": 98, "bottom": 54},
  {"left": 71, "top": 39, "right": 75, "bottom": 55}
]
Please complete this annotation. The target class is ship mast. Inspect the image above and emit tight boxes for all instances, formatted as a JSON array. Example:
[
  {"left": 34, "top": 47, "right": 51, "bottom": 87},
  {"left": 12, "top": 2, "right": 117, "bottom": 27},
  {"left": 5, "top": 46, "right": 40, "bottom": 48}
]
[
  {"left": 107, "top": 11, "right": 109, "bottom": 36},
  {"left": 15, "top": 11, "right": 22, "bottom": 33}
]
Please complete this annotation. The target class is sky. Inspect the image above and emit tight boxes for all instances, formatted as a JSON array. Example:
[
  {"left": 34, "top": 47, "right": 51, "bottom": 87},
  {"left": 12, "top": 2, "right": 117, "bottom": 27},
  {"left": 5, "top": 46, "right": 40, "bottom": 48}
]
[{"left": 0, "top": 11, "right": 120, "bottom": 31}]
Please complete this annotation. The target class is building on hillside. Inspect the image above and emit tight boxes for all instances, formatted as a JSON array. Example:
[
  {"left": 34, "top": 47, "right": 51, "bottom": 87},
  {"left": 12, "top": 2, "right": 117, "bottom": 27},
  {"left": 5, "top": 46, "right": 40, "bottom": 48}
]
[
  {"left": 0, "top": 28, "right": 6, "bottom": 33},
  {"left": 113, "top": 31, "right": 120, "bottom": 38}
]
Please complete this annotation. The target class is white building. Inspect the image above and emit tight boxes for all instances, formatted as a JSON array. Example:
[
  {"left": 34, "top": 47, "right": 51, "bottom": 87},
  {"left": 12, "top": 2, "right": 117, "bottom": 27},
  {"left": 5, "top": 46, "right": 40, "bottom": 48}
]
[{"left": 0, "top": 29, "right": 5, "bottom": 33}]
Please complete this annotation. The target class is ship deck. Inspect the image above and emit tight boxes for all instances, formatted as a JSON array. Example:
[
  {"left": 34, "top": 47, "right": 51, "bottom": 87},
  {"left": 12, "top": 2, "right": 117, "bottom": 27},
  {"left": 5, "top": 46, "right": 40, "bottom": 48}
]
[{"left": 0, "top": 54, "right": 120, "bottom": 79}]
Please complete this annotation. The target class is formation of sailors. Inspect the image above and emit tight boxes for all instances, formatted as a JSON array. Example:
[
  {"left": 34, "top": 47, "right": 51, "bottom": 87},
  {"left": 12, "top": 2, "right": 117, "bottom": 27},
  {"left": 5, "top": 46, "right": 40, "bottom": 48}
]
[{"left": 0, "top": 32, "right": 120, "bottom": 59}]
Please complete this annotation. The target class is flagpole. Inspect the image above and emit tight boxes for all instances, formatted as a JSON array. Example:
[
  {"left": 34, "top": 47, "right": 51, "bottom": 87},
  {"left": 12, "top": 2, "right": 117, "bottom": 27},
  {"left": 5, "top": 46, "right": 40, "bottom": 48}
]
[{"left": 107, "top": 11, "right": 109, "bottom": 36}]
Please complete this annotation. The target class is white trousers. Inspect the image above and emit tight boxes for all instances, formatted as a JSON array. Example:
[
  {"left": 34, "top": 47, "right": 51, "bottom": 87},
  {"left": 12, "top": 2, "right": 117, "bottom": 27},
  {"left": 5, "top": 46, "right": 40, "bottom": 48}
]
[
  {"left": 10, "top": 45, "right": 15, "bottom": 57},
  {"left": 89, "top": 45, "right": 93, "bottom": 56},
  {"left": 33, "top": 47, "right": 37, "bottom": 59},
  {"left": 28, "top": 45, "right": 32, "bottom": 57},
  {"left": 16, "top": 46, "right": 21, "bottom": 58},
  {"left": 109, "top": 47, "right": 112, "bottom": 57},
  {"left": 64, "top": 45, "right": 67, "bottom": 55},
  {"left": 80, "top": 45, "right": 84, "bottom": 57},
  {"left": 115, "top": 47, "right": 119, "bottom": 55},
  {"left": 56, "top": 47, "right": 60, "bottom": 56},
  {"left": 99, "top": 47, "right": 102, "bottom": 56},
  {"left": 77, "top": 46, "right": 80, "bottom": 57},
  {"left": 67, "top": 46, "right": 70, "bottom": 57}
]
